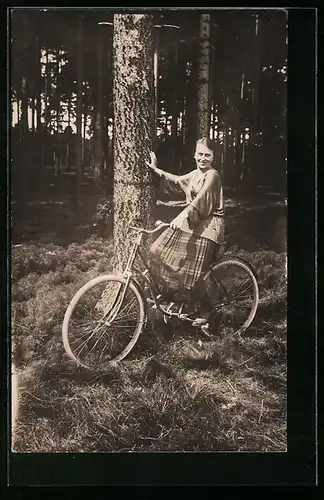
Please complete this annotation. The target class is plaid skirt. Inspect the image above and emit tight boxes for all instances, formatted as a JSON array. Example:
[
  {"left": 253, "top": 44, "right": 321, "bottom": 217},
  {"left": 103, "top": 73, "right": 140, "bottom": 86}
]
[{"left": 148, "top": 228, "right": 218, "bottom": 302}]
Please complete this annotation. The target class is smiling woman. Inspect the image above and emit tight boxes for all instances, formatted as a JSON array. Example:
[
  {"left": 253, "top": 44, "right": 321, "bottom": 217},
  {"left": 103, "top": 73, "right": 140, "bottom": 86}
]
[{"left": 145, "top": 137, "right": 225, "bottom": 322}]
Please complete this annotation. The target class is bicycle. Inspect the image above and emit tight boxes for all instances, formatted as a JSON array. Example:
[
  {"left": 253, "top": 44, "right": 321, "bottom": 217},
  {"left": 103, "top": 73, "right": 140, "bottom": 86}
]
[{"left": 62, "top": 220, "right": 259, "bottom": 370}]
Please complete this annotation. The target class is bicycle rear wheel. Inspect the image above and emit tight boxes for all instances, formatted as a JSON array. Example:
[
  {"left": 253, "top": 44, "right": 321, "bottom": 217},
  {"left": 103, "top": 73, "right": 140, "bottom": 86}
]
[
  {"left": 62, "top": 275, "right": 146, "bottom": 370},
  {"left": 202, "top": 258, "right": 259, "bottom": 336}
]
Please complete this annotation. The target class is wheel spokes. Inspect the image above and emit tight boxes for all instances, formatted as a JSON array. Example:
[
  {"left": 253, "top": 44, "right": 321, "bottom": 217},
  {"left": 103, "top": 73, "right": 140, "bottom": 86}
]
[
  {"left": 207, "top": 263, "right": 257, "bottom": 334},
  {"left": 68, "top": 282, "right": 142, "bottom": 365}
]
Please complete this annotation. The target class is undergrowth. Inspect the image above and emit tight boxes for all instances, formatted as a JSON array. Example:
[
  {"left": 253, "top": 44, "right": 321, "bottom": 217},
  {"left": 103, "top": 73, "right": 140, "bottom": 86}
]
[{"left": 11, "top": 238, "right": 287, "bottom": 452}]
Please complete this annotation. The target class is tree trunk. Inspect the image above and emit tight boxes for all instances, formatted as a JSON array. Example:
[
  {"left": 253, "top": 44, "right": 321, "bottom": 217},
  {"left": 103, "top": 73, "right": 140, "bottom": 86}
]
[
  {"left": 178, "top": 49, "right": 187, "bottom": 173},
  {"left": 251, "top": 15, "right": 260, "bottom": 147},
  {"left": 17, "top": 97, "right": 22, "bottom": 122},
  {"left": 170, "top": 43, "right": 178, "bottom": 167},
  {"left": 31, "top": 97, "right": 36, "bottom": 133},
  {"left": 249, "top": 14, "right": 261, "bottom": 185},
  {"left": 56, "top": 49, "right": 61, "bottom": 176},
  {"left": 113, "top": 14, "right": 155, "bottom": 272},
  {"left": 35, "top": 35, "right": 42, "bottom": 192},
  {"left": 20, "top": 14, "right": 32, "bottom": 199},
  {"left": 42, "top": 48, "right": 49, "bottom": 171},
  {"left": 222, "top": 127, "right": 227, "bottom": 178},
  {"left": 75, "top": 14, "right": 83, "bottom": 206},
  {"left": 82, "top": 105, "right": 86, "bottom": 175},
  {"left": 66, "top": 98, "right": 71, "bottom": 171},
  {"left": 153, "top": 27, "right": 159, "bottom": 144},
  {"left": 44, "top": 49, "right": 50, "bottom": 132},
  {"left": 240, "top": 137, "right": 246, "bottom": 182},
  {"left": 35, "top": 37, "right": 42, "bottom": 131},
  {"left": 106, "top": 30, "right": 113, "bottom": 193},
  {"left": 197, "top": 13, "right": 211, "bottom": 138},
  {"left": 94, "top": 28, "right": 104, "bottom": 194},
  {"left": 235, "top": 129, "right": 242, "bottom": 184},
  {"left": 20, "top": 75, "right": 29, "bottom": 198},
  {"left": 186, "top": 50, "right": 199, "bottom": 155}
]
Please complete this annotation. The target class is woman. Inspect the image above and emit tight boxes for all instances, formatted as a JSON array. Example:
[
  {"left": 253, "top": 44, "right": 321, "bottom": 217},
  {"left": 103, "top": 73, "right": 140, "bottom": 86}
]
[{"left": 145, "top": 137, "right": 225, "bottom": 323}]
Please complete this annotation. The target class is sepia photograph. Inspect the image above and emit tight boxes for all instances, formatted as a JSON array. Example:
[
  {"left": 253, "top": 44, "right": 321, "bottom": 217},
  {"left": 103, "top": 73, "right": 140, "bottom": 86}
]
[{"left": 10, "top": 8, "right": 288, "bottom": 454}]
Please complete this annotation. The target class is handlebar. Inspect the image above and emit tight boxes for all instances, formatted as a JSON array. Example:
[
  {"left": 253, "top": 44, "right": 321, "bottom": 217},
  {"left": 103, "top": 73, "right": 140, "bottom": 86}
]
[{"left": 129, "top": 220, "right": 169, "bottom": 234}]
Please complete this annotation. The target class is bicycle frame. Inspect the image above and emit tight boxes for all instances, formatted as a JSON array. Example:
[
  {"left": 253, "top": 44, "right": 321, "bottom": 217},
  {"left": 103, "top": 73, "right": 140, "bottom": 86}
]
[
  {"left": 115, "top": 224, "right": 194, "bottom": 321},
  {"left": 111, "top": 221, "right": 258, "bottom": 325},
  {"left": 123, "top": 230, "right": 172, "bottom": 316},
  {"left": 102, "top": 231, "right": 145, "bottom": 323},
  {"left": 104, "top": 226, "right": 159, "bottom": 319}
]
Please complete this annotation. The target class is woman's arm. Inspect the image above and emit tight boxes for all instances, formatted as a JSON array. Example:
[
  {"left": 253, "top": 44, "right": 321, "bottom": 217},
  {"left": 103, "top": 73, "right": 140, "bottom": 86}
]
[
  {"left": 169, "top": 170, "right": 222, "bottom": 231},
  {"left": 145, "top": 152, "right": 193, "bottom": 188}
]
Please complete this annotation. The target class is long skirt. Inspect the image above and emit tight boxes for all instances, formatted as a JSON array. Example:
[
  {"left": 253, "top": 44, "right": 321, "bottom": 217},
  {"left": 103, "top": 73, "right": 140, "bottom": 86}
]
[{"left": 148, "top": 228, "right": 219, "bottom": 302}]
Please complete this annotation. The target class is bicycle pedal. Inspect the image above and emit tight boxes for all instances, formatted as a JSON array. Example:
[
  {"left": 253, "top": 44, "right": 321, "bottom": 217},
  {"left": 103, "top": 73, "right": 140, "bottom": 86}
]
[
  {"left": 200, "top": 324, "right": 211, "bottom": 337},
  {"left": 192, "top": 318, "right": 208, "bottom": 327},
  {"left": 166, "top": 302, "right": 175, "bottom": 312}
]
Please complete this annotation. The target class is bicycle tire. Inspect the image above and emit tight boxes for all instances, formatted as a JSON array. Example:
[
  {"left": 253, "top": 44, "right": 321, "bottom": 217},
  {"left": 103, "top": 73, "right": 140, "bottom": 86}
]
[
  {"left": 62, "top": 274, "right": 146, "bottom": 370},
  {"left": 203, "top": 257, "right": 259, "bottom": 336}
]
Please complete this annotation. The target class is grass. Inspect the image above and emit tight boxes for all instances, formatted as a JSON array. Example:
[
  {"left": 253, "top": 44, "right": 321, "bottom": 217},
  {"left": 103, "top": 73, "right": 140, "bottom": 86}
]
[{"left": 11, "top": 234, "right": 287, "bottom": 452}]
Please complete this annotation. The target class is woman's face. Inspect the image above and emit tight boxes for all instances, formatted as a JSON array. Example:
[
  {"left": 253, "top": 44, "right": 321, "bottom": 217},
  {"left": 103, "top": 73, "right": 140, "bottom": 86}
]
[{"left": 194, "top": 143, "right": 214, "bottom": 171}]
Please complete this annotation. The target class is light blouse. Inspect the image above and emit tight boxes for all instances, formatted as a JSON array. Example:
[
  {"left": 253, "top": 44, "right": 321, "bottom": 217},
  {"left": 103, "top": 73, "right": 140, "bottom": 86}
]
[{"left": 159, "top": 167, "right": 225, "bottom": 244}]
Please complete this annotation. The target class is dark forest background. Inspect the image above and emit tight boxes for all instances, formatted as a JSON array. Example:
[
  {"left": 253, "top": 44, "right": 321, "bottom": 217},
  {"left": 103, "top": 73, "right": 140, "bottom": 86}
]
[{"left": 11, "top": 9, "right": 287, "bottom": 205}]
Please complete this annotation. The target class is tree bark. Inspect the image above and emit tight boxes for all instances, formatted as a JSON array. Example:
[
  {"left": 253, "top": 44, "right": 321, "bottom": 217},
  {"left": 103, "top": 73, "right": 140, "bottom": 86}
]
[
  {"left": 113, "top": 14, "right": 155, "bottom": 272},
  {"left": 197, "top": 13, "right": 211, "bottom": 138}
]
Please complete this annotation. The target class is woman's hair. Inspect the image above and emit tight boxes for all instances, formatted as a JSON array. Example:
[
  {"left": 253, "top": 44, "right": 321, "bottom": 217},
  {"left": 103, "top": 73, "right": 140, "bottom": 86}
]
[{"left": 196, "top": 136, "right": 216, "bottom": 155}]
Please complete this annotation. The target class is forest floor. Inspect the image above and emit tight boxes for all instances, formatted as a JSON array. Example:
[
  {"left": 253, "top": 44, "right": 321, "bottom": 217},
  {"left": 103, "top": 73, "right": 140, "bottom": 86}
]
[
  {"left": 11, "top": 188, "right": 287, "bottom": 452},
  {"left": 12, "top": 187, "right": 286, "bottom": 251}
]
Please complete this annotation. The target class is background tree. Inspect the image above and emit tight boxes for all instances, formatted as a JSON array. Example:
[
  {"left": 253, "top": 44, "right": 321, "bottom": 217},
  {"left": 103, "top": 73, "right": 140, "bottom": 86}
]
[
  {"left": 10, "top": 9, "right": 287, "bottom": 203},
  {"left": 75, "top": 13, "right": 83, "bottom": 206},
  {"left": 93, "top": 26, "right": 104, "bottom": 194},
  {"left": 197, "top": 13, "right": 211, "bottom": 138},
  {"left": 112, "top": 13, "right": 155, "bottom": 272}
]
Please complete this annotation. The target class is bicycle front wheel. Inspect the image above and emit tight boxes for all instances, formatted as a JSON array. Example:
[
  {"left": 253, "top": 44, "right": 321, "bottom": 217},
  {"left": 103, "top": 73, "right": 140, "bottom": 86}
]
[
  {"left": 203, "top": 258, "right": 259, "bottom": 336},
  {"left": 62, "top": 275, "right": 146, "bottom": 370}
]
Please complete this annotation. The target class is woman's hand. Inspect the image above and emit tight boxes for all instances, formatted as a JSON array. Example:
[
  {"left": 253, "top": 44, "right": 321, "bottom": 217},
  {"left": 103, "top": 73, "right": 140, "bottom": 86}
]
[
  {"left": 145, "top": 151, "right": 158, "bottom": 172},
  {"left": 170, "top": 211, "right": 188, "bottom": 230}
]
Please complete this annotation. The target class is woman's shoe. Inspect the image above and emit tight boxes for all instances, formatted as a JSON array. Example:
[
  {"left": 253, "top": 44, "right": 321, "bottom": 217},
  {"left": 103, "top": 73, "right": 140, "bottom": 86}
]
[
  {"left": 192, "top": 309, "right": 210, "bottom": 327},
  {"left": 200, "top": 323, "right": 211, "bottom": 337},
  {"left": 192, "top": 317, "right": 208, "bottom": 327}
]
